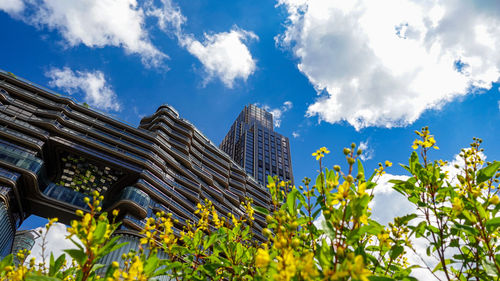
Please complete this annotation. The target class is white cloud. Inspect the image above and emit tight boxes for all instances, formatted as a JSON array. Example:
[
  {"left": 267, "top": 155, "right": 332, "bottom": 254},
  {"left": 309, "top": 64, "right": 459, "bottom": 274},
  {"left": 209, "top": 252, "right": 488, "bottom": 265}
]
[
  {"left": 145, "top": 0, "right": 259, "bottom": 88},
  {"left": 180, "top": 28, "right": 258, "bottom": 88},
  {"left": 277, "top": 0, "right": 500, "bottom": 130},
  {"left": 4, "top": 0, "right": 166, "bottom": 67},
  {"left": 145, "top": 0, "right": 185, "bottom": 37},
  {"left": 46, "top": 67, "right": 121, "bottom": 111},
  {"left": 292, "top": 131, "right": 300, "bottom": 138},
  {"left": 27, "top": 223, "right": 78, "bottom": 264},
  {"left": 0, "top": 0, "right": 24, "bottom": 14},
  {"left": 358, "top": 140, "right": 374, "bottom": 161},
  {"left": 261, "top": 101, "right": 293, "bottom": 127}
]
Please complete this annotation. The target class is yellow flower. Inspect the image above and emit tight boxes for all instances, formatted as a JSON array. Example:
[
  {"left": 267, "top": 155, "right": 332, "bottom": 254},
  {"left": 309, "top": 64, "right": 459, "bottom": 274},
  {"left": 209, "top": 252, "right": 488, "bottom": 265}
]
[
  {"left": 489, "top": 195, "right": 500, "bottom": 205},
  {"left": 299, "top": 252, "right": 318, "bottom": 279},
  {"left": 312, "top": 147, "right": 330, "bottom": 160},
  {"left": 358, "top": 182, "right": 367, "bottom": 195},
  {"left": 255, "top": 248, "right": 270, "bottom": 268},
  {"left": 359, "top": 214, "right": 368, "bottom": 225},
  {"left": 277, "top": 249, "right": 297, "bottom": 281},
  {"left": 385, "top": 160, "right": 392, "bottom": 167},
  {"left": 452, "top": 197, "right": 464, "bottom": 213},
  {"left": 350, "top": 255, "right": 371, "bottom": 281}
]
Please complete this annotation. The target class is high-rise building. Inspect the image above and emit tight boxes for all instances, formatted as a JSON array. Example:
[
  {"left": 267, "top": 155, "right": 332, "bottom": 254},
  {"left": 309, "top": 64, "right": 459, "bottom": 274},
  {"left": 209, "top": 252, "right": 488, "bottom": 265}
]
[
  {"left": 220, "top": 104, "right": 293, "bottom": 186},
  {"left": 12, "top": 230, "right": 40, "bottom": 264},
  {"left": 0, "top": 70, "right": 271, "bottom": 258}
]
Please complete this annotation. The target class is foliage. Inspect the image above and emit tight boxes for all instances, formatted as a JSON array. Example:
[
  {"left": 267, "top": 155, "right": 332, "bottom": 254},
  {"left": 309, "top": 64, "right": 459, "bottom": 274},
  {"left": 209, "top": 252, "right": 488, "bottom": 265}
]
[{"left": 0, "top": 127, "right": 499, "bottom": 280}]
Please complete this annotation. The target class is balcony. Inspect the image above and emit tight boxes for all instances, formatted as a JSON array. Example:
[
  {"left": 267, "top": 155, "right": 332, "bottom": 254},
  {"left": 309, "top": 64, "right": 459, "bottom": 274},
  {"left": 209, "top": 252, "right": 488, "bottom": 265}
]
[
  {"left": 157, "top": 130, "right": 189, "bottom": 152},
  {"left": 254, "top": 212, "right": 266, "bottom": 226},
  {"left": 171, "top": 179, "right": 200, "bottom": 202},
  {"left": 202, "top": 147, "right": 230, "bottom": 169},
  {"left": 229, "top": 178, "right": 245, "bottom": 190},
  {"left": 191, "top": 163, "right": 213, "bottom": 183},
  {"left": 200, "top": 182, "right": 223, "bottom": 202},
  {"left": 247, "top": 193, "right": 270, "bottom": 209},
  {"left": 229, "top": 170, "right": 245, "bottom": 182},
  {"left": 228, "top": 186, "right": 245, "bottom": 199},
  {"left": 137, "top": 178, "right": 197, "bottom": 222},
  {"left": 202, "top": 166, "right": 227, "bottom": 186},
  {"left": 0, "top": 140, "right": 43, "bottom": 173},
  {"left": 0, "top": 167, "right": 20, "bottom": 181},
  {"left": 224, "top": 190, "right": 239, "bottom": 205},
  {"left": 43, "top": 183, "right": 89, "bottom": 210},
  {"left": 0, "top": 126, "right": 44, "bottom": 148},
  {"left": 201, "top": 155, "right": 228, "bottom": 176}
]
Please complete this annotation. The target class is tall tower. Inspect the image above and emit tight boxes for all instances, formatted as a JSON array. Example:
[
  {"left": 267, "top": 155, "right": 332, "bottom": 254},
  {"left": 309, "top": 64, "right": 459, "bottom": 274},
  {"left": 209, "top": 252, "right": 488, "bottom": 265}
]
[{"left": 220, "top": 104, "right": 293, "bottom": 186}]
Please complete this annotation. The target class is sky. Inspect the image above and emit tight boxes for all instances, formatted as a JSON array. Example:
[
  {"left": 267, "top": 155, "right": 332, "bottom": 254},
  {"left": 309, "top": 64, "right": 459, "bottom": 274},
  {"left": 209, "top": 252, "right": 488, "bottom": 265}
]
[{"left": 1, "top": 0, "right": 500, "bottom": 278}]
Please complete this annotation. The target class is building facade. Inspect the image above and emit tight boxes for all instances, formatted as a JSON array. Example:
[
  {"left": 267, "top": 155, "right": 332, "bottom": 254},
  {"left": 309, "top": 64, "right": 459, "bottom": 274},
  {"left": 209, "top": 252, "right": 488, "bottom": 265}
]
[
  {"left": 0, "top": 70, "right": 271, "bottom": 258},
  {"left": 219, "top": 104, "right": 293, "bottom": 186},
  {"left": 12, "top": 230, "right": 40, "bottom": 264}
]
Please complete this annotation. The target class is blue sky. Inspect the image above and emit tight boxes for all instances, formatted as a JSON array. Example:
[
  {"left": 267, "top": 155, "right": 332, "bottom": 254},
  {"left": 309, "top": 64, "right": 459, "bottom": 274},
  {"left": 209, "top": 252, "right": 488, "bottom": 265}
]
[{"left": 1, "top": 0, "right": 500, "bottom": 237}]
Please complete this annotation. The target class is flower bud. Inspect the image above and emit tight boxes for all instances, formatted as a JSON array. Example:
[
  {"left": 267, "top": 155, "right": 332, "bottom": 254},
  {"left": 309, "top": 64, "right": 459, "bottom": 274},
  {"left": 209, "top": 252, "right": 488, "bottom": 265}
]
[
  {"left": 266, "top": 215, "right": 273, "bottom": 223},
  {"left": 343, "top": 148, "right": 351, "bottom": 155},
  {"left": 333, "top": 165, "right": 341, "bottom": 172},
  {"left": 262, "top": 228, "right": 272, "bottom": 237}
]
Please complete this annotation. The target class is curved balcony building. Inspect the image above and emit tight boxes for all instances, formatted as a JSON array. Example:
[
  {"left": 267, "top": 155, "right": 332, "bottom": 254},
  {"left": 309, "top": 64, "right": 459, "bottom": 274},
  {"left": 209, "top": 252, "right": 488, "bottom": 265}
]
[{"left": 0, "top": 70, "right": 271, "bottom": 258}]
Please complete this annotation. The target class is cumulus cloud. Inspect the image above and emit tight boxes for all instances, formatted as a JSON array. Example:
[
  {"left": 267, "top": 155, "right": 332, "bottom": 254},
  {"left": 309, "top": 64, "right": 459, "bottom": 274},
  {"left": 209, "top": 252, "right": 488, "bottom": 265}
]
[
  {"left": 2, "top": 0, "right": 166, "bottom": 67},
  {"left": 46, "top": 67, "right": 121, "bottom": 111},
  {"left": 358, "top": 140, "right": 374, "bottom": 161},
  {"left": 277, "top": 0, "right": 500, "bottom": 130},
  {"left": 2, "top": 0, "right": 259, "bottom": 86},
  {"left": 261, "top": 101, "right": 293, "bottom": 127},
  {"left": 180, "top": 28, "right": 258, "bottom": 88},
  {"left": 0, "top": 0, "right": 24, "bottom": 14},
  {"left": 145, "top": 0, "right": 259, "bottom": 88},
  {"left": 28, "top": 223, "right": 78, "bottom": 263},
  {"left": 145, "top": 0, "right": 185, "bottom": 36}
]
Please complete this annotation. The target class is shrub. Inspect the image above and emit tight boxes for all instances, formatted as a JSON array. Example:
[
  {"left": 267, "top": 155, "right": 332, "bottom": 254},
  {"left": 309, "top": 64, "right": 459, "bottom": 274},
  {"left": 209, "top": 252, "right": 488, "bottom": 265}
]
[{"left": 0, "top": 128, "right": 499, "bottom": 281}]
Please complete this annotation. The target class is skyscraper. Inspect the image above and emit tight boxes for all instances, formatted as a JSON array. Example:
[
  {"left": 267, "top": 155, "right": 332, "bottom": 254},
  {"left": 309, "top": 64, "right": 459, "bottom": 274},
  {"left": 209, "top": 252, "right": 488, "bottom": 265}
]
[
  {"left": 12, "top": 230, "right": 40, "bottom": 264},
  {"left": 220, "top": 104, "right": 293, "bottom": 186},
  {"left": 0, "top": 70, "right": 271, "bottom": 258}
]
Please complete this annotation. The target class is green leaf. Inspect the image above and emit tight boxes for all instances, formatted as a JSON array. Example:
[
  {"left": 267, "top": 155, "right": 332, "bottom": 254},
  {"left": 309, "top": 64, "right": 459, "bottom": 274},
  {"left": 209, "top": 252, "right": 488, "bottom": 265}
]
[
  {"left": 369, "top": 277, "right": 395, "bottom": 281},
  {"left": 48, "top": 253, "right": 66, "bottom": 277},
  {"left": 0, "top": 254, "right": 13, "bottom": 270},
  {"left": 389, "top": 245, "right": 404, "bottom": 260},
  {"left": 286, "top": 188, "right": 299, "bottom": 216},
  {"left": 482, "top": 260, "right": 498, "bottom": 277},
  {"left": 476, "top": 161, "right": 500, "bottom": 184},
  {"left": 485, "top": 217, "right": 500, "bottom": 232},
  {"left": 477, "top": 204, "right": 487, "bottom": 219},
  {"left": 94, "top": 220, "right": 108, "bottom": 242},
  {"left": 398, "top": 214, "right": 418, "bottom": 225},
  {"left": 357, "top": 159, "right": 365, "bottom": 182},
  {"left": 253, "top": 205, "right": 269, "bottom": 215},
  {"left": 26, "top": 275, "right": 63, "bottom": 281},
  {"left": 315, "top": 172, "right": 325, "bottom": 193},
  {"left": 144, "top": 255, "right": 159, "bottom": 276},
  {"left": 203, "top": 233, "right": 218, "bottom": 249},
  {"left": 409, "top": 151, "right": 419, "bottom": 173},
  {"left": 63, "top": 249, "right": 86, "bottom": 265}
]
